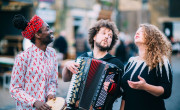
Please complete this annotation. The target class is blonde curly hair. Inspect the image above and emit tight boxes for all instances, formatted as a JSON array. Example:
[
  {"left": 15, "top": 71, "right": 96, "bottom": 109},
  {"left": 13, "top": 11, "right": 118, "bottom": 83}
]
[{"left": 140, "top": 24, "right": 172, "bottom": 70}]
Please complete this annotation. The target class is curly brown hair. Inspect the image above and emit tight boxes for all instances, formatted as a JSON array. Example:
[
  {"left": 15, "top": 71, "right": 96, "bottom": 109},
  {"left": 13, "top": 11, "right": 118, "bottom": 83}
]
[
  {"left": 88, "top": 19, "right": 119, "bottom": 51},
  {"left": 140, "top": 24, "right": 172, "bottom": 69}
]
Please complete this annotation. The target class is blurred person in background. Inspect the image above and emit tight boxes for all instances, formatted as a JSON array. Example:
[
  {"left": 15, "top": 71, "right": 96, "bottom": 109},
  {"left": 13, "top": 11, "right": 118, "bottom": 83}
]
[
  {"left": 120, "top": 24, "right": 173, "bottom": 110},
  {"left": 53, "top": 30, "right": 68, "bottom": 60},
  {"left": 119, "top": 31, "right": 138, "bottom": 61},
  {"left": 9, "top": 14, "right": 58, "bottom": 110},
  {"left": 115, "top": 39, "right": 127, "bottom": 64},
  {"left": 119, "top": 31, "right": 132, "bottom": 46},
  {"left": 126, "top": 40, "right": 138, "bottom": 59},
  {"left": 75, "top": 32, "right": 90, "bottom": 58},
  {"left": 62, "top": 19, "right": 124, "bottom": 110}
]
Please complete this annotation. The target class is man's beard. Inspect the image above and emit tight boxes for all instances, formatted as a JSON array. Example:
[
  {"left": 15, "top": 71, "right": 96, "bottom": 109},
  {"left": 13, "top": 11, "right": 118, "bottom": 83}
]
[
  {"left": 95, "top": 42, "right": 110, "bottom": 51},
  {"left": 42, "top": 35, "right": 53, "bottom": 45}
]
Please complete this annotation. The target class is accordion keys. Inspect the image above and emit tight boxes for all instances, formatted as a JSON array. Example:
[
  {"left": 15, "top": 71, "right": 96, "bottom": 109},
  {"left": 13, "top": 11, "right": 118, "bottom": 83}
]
[
  {"left": 79, "top": 72, "right": 83, "bottom": 76},
  {"left": 75, "top": 80, "right": 79, "bottom": 83},
  {"left": 76, "top": 88, "right": 79, "bottom": 92},
  {"left": 73, "top": 93, "right": 76, "bottom": 98},
  {"left": 72, "top": 98, "right": 75, "bottom": 103},
  {"left": 77, "top": 83, "right": 80, "bottom": 86}
]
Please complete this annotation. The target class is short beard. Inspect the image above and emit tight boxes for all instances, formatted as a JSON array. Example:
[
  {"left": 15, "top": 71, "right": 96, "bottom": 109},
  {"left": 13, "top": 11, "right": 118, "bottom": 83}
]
[
  {"left": 95, "top": 42, "right": 110, "bottom": 51},
  {"left": 42, "top": 35, "right": 53, "bottom": 45}
]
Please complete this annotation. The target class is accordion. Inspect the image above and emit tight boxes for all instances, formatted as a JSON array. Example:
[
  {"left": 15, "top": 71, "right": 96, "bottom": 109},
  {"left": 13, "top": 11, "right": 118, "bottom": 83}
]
[{"left": 66, "top": 57, "right": 122, "bottom": 110}]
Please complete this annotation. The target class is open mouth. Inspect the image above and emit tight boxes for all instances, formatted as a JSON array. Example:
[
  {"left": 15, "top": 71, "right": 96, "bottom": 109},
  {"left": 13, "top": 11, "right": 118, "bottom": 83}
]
[{"left": 103, "top": 42, "right": 108, "bottom": 45}]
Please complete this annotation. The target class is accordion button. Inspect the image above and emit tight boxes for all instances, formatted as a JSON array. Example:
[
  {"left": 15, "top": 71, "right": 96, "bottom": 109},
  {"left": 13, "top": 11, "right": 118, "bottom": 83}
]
[
  {"left": 76, "top": 88, "right": 79, "bottom": 91},
  {"left": 73, "top": 94, "right": 76, "bottom": 98},
  {"left": 77, "top": 83, "right": 80, "bottom": 86},
  {"left": 72, "top": 99, "right": 75, "bottom": 103},
  {"left": 74, "top": 85, "right": 77, "bottom": 88}
]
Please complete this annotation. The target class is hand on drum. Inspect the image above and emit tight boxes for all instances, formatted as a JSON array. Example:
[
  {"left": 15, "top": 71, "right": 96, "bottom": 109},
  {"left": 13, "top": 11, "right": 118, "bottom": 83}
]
[
  {"left": 104, "top": 79, "right": 114, "bottom": 92},
  {"left": 47, "top": 94, "right": 55, "bottom": 101},
  {"left": 66, "top": 61, "right": 80, "bottom": 74},
  {"left": 46, "top": 97, "right": 66, "bottom": 110},
  {"left": 34, "top": 100, "right": 51, "bottom": 110}
]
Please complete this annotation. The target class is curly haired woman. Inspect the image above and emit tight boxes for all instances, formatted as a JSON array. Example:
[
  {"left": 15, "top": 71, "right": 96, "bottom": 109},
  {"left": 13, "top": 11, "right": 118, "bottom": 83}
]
[{"left": 120, "top": 24, "right": 173, "bottom": 110}]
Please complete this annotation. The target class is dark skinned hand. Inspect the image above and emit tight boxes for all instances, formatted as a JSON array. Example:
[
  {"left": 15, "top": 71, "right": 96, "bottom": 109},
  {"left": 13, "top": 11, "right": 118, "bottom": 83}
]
[
  {"left": 47, "top": 94, "right": 55, "bottom": 102},
  {"left": 33, "top": 100, "right": 51, "bottom": 110}
]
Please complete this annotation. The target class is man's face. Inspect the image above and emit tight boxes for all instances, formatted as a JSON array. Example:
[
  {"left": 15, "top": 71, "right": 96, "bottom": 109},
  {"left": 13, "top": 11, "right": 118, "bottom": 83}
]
[
  {"left": 94, "top": 27, "right": 113, "bottom": 51},
  {"left": 38, "top": 22, "right": 54, "bottom": 45}
]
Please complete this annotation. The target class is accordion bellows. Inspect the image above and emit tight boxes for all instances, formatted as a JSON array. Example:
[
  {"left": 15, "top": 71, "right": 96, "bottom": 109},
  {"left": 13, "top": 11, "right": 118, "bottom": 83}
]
[{"left": 66, "top": 57, "right": 122, "bottom": 110}]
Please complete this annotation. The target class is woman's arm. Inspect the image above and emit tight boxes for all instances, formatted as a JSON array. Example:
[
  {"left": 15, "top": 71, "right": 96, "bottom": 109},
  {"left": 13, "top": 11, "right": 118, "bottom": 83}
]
[
  {"left": 128, "top": 75, "right": 164, "bottom": 96},
  {"left": 143, "top": 83, "right": 164, "bottom": 96}
]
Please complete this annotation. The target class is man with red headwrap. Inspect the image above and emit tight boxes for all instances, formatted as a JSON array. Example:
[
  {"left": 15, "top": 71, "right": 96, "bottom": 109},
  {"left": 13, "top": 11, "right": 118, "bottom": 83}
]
[{"left": 9, "top": 14, "right": 58, "bottom": 110}]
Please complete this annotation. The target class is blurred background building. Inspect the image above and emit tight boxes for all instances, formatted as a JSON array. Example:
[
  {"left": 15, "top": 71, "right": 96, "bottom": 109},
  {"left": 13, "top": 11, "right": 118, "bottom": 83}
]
[
  {"left": 1, "top": 0, "right": 180, "bottom": 57},
  {"left": 0, "top": 0, "right": 180, "bottom": 110}
]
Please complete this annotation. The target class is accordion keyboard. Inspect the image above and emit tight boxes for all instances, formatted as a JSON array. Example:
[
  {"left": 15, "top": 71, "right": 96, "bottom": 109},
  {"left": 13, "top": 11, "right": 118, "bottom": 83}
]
[
  {"left": 95, "top": 74, "right": 115, "bottom": 107},
  {"left": 66, "top": 58, "right": 89, "bottom": 109}
]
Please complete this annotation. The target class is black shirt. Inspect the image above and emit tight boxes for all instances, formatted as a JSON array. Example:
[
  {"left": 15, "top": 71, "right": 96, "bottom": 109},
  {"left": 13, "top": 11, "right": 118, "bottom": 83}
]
[
  {"left": 122, "top": 56, "right": 172, "bottom": 110},
  {"left": 80, "top": 52, "right": 124, "bottom": 110}
]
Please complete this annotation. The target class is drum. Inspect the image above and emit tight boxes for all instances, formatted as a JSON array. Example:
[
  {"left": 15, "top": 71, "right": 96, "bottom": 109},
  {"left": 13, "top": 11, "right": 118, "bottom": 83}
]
[{"left": 46, "top": 97, "right": 66, "bottom": 110}]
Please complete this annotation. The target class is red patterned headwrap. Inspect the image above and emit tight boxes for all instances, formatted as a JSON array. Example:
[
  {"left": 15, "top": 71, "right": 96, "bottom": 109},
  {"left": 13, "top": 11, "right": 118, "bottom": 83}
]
[{"left": 21, "top": 15, "right": 44, "bottom": 40}]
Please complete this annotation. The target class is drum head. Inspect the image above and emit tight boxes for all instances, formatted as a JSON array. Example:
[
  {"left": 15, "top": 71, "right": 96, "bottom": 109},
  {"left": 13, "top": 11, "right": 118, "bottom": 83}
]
[{"left": 46, "top": 97, "right": 65, "bottom": 110}]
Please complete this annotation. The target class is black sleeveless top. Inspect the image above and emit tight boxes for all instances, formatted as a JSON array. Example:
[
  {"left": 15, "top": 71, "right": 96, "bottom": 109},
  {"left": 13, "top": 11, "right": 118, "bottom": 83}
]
[{"left": 122, "top": 56, "right": 172, "bottom": 110}]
